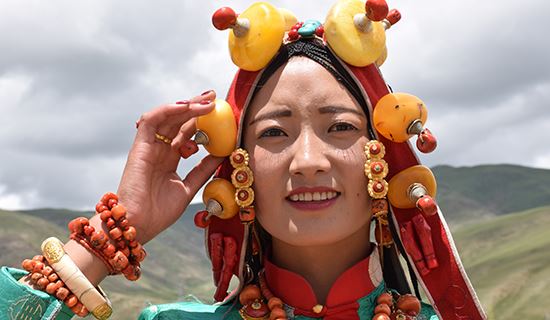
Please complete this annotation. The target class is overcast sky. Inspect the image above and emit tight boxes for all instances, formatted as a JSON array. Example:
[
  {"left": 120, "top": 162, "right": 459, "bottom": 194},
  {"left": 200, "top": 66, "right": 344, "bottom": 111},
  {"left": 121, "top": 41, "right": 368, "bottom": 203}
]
[{"left": 1, "top": 0, "right": 548, "bottom": 210}]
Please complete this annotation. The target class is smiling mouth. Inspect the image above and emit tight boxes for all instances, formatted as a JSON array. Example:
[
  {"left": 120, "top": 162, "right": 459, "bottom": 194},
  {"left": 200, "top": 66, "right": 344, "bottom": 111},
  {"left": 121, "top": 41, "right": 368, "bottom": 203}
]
[{"left": 287, "top": 191, "right": 340, "bottom": 202}]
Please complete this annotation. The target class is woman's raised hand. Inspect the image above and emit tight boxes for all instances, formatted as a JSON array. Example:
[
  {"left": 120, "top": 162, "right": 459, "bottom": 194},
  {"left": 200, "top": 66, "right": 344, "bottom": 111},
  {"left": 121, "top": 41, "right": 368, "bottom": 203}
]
[{"left": 117, "top": 90, "right": 223, "bottom": 243}]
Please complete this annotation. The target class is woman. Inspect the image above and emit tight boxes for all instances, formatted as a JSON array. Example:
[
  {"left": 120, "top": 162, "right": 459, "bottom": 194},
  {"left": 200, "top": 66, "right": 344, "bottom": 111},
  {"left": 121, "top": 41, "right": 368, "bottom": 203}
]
[{"left": 0, "top": 1, "right": 486, "bottom": 319}]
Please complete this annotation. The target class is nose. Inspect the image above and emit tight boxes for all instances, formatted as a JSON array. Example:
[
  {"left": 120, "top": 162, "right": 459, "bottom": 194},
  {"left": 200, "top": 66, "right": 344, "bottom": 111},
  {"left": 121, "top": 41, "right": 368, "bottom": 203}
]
[{"left": 289, "top": 130, "right": 331, "bottom": 178}]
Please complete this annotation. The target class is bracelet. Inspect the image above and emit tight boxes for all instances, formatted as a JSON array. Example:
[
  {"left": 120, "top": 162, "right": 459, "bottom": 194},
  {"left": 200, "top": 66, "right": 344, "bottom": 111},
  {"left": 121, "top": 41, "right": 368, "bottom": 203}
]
[
  {"left": 42, "top": 237, "right": 112, "bottom": 320},
  {"left": 68, "top": 192, "right": 146, "bottom": 281},
  {"left": 21, "top": 255, "right": 87, "bottom": 316}
]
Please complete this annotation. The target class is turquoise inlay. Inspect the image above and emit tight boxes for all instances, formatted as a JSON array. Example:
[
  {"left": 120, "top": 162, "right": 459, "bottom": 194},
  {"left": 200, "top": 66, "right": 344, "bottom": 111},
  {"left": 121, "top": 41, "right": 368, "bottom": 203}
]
[{"left": 298, "top": 20, "right": 322, "bottom": 37}]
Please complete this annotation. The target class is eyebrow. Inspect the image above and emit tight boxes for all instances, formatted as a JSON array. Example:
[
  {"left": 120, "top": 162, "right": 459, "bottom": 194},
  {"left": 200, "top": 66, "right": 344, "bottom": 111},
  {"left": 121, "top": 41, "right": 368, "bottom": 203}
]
[
  {"left": 318, "top": 106, "right": 365, "bottom": 117},
  {"left": 249, "top": 109, "right": 292, "bottom": 125},
  {"left": 248, "top": 105, "right": 364, "bottom": 126}
]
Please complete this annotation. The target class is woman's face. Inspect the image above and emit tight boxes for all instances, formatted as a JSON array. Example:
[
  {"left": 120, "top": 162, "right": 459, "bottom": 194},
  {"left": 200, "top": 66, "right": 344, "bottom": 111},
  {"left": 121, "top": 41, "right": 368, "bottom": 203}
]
[{"left": 243, "top": 57, "right": 371, "bottom": 247}]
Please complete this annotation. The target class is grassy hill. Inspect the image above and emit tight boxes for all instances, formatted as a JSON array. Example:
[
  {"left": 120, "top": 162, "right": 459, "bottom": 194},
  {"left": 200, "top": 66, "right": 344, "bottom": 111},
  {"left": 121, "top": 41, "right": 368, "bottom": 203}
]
[
  {"left": 432, "top": 164, "right": 550, "bottom": 225},
  {"left": 0, "top": 203, "right": 215, "bottom": 320},
  {"left": 452, "top": 206, "right": 550, "bottom": 319}
]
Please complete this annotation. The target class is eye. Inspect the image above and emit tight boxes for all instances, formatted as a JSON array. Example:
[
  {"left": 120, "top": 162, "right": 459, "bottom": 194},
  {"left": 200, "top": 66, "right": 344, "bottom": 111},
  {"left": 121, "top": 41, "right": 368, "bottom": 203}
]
[
  {"left": 328, "top": 122, "right": 358, "bottom": 132},
  {"left": 259, "top": 127, "right": 287, "bottom": 138}
]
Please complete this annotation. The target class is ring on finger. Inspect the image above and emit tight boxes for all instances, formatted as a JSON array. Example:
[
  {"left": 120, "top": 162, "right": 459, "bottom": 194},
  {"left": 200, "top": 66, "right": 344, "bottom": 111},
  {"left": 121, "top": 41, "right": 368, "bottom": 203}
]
[{"left": 155, "top": 132, "right": 172, "bottom": 144}]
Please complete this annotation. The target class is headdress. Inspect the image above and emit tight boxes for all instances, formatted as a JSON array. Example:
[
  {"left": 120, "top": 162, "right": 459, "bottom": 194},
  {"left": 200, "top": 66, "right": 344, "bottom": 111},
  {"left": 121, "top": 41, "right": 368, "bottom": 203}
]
[{"left": 192, "top": 1, "right": 486, "bottom": 319}]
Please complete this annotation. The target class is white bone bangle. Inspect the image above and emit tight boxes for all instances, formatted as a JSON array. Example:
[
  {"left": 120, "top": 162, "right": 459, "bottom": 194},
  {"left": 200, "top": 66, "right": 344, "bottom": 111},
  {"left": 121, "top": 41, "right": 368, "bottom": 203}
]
[{"left": 41, "top": 237, "right": 113, "bottom": 320}]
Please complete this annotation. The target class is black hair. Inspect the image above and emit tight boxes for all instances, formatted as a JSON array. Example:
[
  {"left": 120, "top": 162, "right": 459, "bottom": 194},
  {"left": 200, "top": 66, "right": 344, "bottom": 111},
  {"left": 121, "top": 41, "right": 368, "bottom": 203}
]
[{"left": 248, "top": 38, "right": 414, "bottom": 296}]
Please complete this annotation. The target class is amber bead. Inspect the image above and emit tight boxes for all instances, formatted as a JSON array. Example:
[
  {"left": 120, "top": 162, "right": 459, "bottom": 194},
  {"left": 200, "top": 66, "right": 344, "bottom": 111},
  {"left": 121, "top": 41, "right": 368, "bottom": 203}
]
[
  {"left": 103, "top": 244, "right": 116, "bottom": 259},
  {"left": 32, "top": 262, "right": 45, "bottom": 273},
  {"left": 110, "top": 251, "right": 129, "bottom": 271},
  {"left": 268, "top": 297, "right": 283, "bottom": 310},
  {"left": 83, "top": 225, "right": 95, "bottom": 237},
  {"left": 123, "top": 226, "right": 137, "bottom": 241},
  {"left": 118, "top": 217, "right": 129, "bottom": 229},
  {"left": 111, "top": 204, "right": 127, "bottom": 221},
  {"left": 99, "top": 210, "right": 112, "bottom": 222},
  {"left": 46, "top": 282, "right": 58, "bottom": 294},
  {"left": 377, "top": 292, "right": 393, "bottom": 305},
  {"left": 106, "top": 218, "right": 116, "bottom": 229},
  {"left": 47, "top": 273, "right": 59, "bottom": 282},
  {"left": 239, "top": 285, "right": 262, "bottom": 305},
  {"left": 374, "top": 303, "right": 392, "bottom": 315},
  {"left": 56, "top": 287, "right": 70, "bottom": 300},
  {"left": 109, "top": 227, "right": 123, "bottom": 240},
  {"left": 107, "top": 198, "right": 118, "bottom": 209},
  {"left": 65, "top": 294, "right": 78, "bottom": 308}
]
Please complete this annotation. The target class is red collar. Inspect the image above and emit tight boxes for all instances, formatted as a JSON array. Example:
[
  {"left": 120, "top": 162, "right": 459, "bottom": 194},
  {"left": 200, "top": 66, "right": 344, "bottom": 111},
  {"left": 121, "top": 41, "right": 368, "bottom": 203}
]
[{"left": 264, "top": 247, "right": 383, "bottom": 318}]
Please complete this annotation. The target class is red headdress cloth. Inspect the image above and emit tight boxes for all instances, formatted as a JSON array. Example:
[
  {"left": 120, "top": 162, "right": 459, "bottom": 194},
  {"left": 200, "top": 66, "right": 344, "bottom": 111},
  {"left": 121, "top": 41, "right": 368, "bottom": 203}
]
[{"left": 202, "top": 2, "right": 487, "bottom": 319}]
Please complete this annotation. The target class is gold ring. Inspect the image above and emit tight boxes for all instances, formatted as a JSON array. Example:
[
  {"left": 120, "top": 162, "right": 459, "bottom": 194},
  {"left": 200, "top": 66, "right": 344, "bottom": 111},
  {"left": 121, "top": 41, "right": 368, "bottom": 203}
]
[{"left": 155, "top": 132, "right": 172, "bottom": 144}]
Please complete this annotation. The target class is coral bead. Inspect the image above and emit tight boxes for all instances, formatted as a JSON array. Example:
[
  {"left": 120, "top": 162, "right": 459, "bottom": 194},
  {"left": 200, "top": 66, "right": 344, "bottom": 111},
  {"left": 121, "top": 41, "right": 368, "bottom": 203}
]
[
  {"left": 386, "top": 9, "right": 401, "bottom": 25},
  {"left": 110, "top": 251, "right": 129, "bottom": 271},
  {"left": 37, "top": 277, "right": 49, "bottom": 289},
  {"left": 111, "top": 204, "right": 127, "bottom": 221},
  {"left": 377, "top": 292, "right": 393, "bottom": 305},
  {"left": 212, "top": 7, "right": 238, "bottom": 30},
  {"left": 56, "top": 287, "right": 70, "bottom": 300},
  {"left": 396, "top": 294, "right": 421, "bottom": 316},
  {"left": 65, "top": 294, "right": 78, "bottom": 308},
  {"left": 374, "top": 303, "right": 392, "bottom": 315},
  {"left": 103, "top": 244, "right": 116, "bottom": 259},
  {"left": 32, "top": 262, "right": 44, "bottom": 273},
  {"left": 123, "top": 226, "right": 137, "bottom": 241},
  {"left": 194, "top": 210, "right": 211, "bottom": 229},
  {"left": 90, "top": 231, "right": 108, "bottom": 249},
  {"left": 239, "top": 285, "right": 262, "bottom": 305},
  {"left": 269, "top": 306, "right": 287, "bottom": 319},
  {"left": 47, "top": 273, "right": 58, "bottom": 282},
  {"left": 46, "top": 282, "right": 58, "bottom": 294},
  {"left": 21, "top": 259, "right": 33, "bottom": 272},
  {"left": 416, "top": 195, "right": 438, "bottom": 217},
  {"left": 118, "top": 217, "right": 130, "bottom": 229},
  {"left": 99, "top": 210, "right": 112, "bottom": 222},
  {"left": 83, "top": 225, "right": 95, "bottom": 237},
  {"left": 372, "top": 313, "right": 391, "bottom": 320},
  {"left": 100, "top": 192, "right": 118, "bottom": 204},
  {"left": 109, "top": 227, "right": 123, "bottom": 240},
  {"left": 41, "top": 266, "right": 53, "bottom": 277},
  {"left": 365, "top": 0, "right": 389, "bottom": 22},
  {"left": 107, "top": 198, "right": 118, "bottom": 208},
  {"left": 416, "top": 128, "right": 437, "bottom": 153},
  {"left": 268, "top": 297, "right": 284, "bottom": 310},
  {"left": 106, "top": 218, "right": 116, "bottom": 229}
]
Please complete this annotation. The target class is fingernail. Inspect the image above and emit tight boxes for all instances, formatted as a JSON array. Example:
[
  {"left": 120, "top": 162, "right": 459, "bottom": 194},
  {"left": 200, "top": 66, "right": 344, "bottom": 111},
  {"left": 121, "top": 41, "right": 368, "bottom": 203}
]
[
  {"left": 201, "top": 90, "right": 213, "bottom": 96},
  {"left": 200, "top": 100, "right": 212, "bottom": 105},
  {"left": 176, "top": 100, "right": 190, "bottom": 104}
]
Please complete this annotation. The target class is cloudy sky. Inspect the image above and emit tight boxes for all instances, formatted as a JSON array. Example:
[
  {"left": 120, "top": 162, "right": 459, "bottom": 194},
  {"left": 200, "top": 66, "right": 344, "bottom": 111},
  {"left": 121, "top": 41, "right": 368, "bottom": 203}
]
[{"left": 0, "top": 0, "right": 548, "bottom": 210}]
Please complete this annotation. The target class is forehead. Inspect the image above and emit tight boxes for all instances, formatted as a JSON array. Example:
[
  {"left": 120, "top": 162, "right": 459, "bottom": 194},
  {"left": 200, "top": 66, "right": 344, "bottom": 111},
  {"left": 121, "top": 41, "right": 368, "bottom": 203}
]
[{"left": 246, "top": 57, "right": 362, "bottom": 118}]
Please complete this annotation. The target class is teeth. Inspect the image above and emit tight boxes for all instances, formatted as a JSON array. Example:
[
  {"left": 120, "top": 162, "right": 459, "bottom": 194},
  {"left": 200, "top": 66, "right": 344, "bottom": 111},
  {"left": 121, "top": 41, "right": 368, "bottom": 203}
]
[{"left": 289, "top": 191, "right": 338, "bottom": 202}]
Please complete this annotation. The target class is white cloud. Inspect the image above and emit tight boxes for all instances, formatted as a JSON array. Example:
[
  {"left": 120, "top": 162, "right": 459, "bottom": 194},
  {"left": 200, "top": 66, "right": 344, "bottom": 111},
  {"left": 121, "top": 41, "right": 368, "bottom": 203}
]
[{"left": 0, "top": 0, "right": 548, "bottom": 210}]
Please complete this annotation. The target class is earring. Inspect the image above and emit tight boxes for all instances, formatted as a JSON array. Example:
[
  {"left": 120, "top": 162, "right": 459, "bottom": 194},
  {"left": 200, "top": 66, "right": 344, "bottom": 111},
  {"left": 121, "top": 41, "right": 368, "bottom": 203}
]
[
  {"left": 364, "top": 141, "right": 393, "bottom": 249},
  {"left": 230, "top": 148, "right": 256, "bottom": 223}
]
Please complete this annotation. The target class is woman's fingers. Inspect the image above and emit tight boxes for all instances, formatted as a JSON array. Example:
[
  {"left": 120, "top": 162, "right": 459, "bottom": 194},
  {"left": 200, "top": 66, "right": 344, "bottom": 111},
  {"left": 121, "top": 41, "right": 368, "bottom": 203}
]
[{"left": 182, "top": 155, "right": 225, "bottom": 197}]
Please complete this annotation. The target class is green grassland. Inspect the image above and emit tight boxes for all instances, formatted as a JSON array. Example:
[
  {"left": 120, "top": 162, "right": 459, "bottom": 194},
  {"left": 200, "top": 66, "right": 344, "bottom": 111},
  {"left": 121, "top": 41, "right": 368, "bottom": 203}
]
[{"left": 452, "top": 206, "right": 550, "bottom": 319}]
